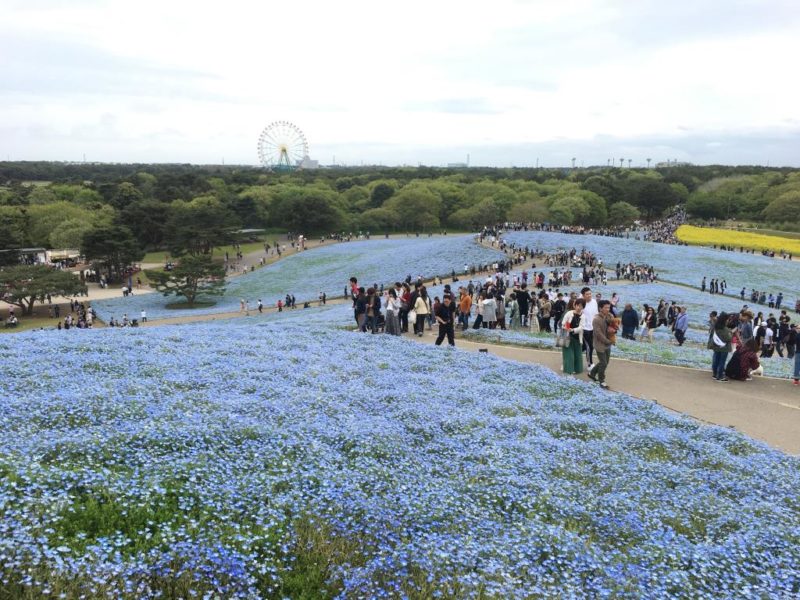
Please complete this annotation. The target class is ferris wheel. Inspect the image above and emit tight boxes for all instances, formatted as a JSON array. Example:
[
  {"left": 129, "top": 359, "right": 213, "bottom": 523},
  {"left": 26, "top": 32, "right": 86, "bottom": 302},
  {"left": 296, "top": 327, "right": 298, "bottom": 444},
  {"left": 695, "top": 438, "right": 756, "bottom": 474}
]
[{"left": 257, "top": 121, "right": 309, "bottom": 170}]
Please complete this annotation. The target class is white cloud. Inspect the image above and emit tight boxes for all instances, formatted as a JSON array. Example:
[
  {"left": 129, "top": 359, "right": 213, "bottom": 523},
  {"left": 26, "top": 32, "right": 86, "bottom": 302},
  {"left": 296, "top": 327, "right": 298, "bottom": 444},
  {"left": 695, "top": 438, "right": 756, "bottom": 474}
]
[{"left": 1, "top": 0, "right": 799, "bottom": 165}]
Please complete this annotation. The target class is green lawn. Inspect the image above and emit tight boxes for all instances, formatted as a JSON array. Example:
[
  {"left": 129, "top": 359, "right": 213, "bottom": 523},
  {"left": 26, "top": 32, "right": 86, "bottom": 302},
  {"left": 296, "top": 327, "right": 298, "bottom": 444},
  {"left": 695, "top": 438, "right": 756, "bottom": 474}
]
[
  {"left": 140, "top": 239, "right": 281, "bottom": 265},
  {"left": 0, "top": 316, "right": 59, "bottom": 334}
]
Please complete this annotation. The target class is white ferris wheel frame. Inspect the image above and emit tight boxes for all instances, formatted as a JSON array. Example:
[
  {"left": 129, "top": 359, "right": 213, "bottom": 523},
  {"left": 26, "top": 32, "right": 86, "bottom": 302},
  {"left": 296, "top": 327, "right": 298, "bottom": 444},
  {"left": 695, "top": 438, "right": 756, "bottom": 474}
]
[{"left": 257, "top": 121, "right": 309, "bottom": 169}]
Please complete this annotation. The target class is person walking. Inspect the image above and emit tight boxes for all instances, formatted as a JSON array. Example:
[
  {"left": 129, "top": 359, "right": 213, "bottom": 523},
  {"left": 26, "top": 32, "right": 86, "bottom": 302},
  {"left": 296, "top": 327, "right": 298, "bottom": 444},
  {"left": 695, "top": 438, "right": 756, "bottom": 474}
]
[
  {"left": 364, "top": 287, "right": 381, "bottom": 334},
  {"left": 588, "top": 300, "right": 614, "bottom": 389},
  {"left": 561, "top": 298, "right": 586, "bottom": 375},
  {"left": 794, "top": 340, "right": 800, "bottom": 385},
  {"left": 639, "top": 305, "right": 657, "bottom": 342},
  {"left": 458, "top": 288, "right": 472, "bottom": 330},
  {"left": 709, "top": 312, "right": 734, "bottom": 381},
  {"left": 620, "top": 303, "right": 638, "bottom": 340},
  {"left": 507, "top": 293, "right": 521, "bottom": 329},
  {"left": 413, "top": 288, "right": 430, "bottom": 337},
  {"left": 482, "top": 293, "right": 497, "bottom": 329},
  {"left": 384, "top": 288, "right": 400, "bottom": 336},
  {"left": 354, "top": 287, "right": 367, "bottom": 331},
  {"left": 495, "top": 291, "right": 506, "bottom": 330},
  {"left": 516, "top": 285, "right": 531, "bottom": 327},
  {"left": 737, "top": 310, "right": 754, "bottom": 346},
  {"left": 581, "top": 287, "right": 598, "bottom": 369},
  {"left": 435, "top": 294, "right": 456, "bottom": 346},
  {"left": 674, "top": 306, "right": 688, "bottom": 346}
]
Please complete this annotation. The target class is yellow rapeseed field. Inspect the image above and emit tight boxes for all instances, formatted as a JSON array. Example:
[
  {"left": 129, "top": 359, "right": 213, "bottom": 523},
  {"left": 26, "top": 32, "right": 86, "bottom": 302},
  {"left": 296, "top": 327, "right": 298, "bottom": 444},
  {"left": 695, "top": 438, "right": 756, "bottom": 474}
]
[{"left": 676, "top": 225, "right": 800, "bottom": 255}]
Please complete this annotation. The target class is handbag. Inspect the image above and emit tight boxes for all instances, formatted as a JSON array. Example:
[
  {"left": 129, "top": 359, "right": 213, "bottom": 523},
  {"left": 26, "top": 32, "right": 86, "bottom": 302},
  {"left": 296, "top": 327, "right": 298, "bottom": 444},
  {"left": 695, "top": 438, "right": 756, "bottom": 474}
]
[
  {"left": 408, "top": 310, "right": 417, "bottom": 323},
  {"left": 555, "top": 328, "right": 568, "bottom": 348}
]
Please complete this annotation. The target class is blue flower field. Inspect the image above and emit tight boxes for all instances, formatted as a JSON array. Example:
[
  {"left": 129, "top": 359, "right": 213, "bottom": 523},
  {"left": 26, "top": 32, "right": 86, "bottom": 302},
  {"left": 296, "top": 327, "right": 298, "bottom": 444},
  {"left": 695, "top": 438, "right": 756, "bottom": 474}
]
[
  {"left": 1, "top": 308, "right": 799, "bottom": 598},
  {"left": 502, "top": 231, "right": 800, "bottom": 301},
  {"left": 91, "top": 235, "right": 506, "bottom": 321}
]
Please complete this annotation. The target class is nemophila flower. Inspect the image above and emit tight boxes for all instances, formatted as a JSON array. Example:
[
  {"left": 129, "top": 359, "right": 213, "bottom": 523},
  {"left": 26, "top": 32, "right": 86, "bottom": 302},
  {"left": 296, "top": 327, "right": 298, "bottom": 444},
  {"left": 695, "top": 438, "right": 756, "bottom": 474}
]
[
  {"left": 0, "top": 315, "right": 799, "bottom": 597},
  {"left": 464, "top": 327, "right": 795, "bottom": 379},
  {"left": 91, "top": 235, "right": 506, "bottom": 322},
  {"left": 502, "top": 230, "right": 799, "bottom": 299}
]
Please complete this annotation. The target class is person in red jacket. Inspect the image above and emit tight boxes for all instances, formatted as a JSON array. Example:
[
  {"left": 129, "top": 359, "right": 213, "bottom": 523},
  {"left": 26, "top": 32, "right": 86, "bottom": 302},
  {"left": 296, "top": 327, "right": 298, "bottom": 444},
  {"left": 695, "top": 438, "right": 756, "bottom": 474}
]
[{"left": 725, "top": 339, "right": 762, "bottom": 381}]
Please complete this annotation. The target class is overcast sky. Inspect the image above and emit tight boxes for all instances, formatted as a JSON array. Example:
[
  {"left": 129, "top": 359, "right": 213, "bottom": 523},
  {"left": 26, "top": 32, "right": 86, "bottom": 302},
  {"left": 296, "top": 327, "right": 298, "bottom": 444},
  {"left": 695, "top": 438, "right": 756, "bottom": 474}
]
[{"left": 2, "top": 0, "right": 799, "bottom": 167}]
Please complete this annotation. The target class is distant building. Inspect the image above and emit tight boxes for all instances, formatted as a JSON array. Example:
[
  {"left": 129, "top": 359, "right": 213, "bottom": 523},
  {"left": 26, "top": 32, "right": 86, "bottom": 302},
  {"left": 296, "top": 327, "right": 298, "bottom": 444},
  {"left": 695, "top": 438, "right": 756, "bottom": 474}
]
[
  {"left": 447, "top": 162, "right": 469, "bottom": 168},
  {"left": 297, "top": 155, "right": 319, "bottom": 169},
  {"left": 655, "top": 160, "right": 693, "bottom": 168},
  {"left": 0, "top": 247, "right": 47, "bottom": 264}
]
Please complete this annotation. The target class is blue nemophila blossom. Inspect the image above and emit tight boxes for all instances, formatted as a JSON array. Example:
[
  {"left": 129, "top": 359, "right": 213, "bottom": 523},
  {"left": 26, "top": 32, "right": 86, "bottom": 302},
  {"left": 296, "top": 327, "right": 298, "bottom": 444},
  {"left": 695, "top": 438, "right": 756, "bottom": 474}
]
[
  {"left": 1, "top": 315, "right": 799, "bottom": 598},
  {"left": 464, "top": 327, "right": 796, "bottom": 379},
  {"left": 91, "top": 235, "right": 505, "bottom": 321},
  {"left": 502, "top": 230, "right": 800, "bottom": 299}
]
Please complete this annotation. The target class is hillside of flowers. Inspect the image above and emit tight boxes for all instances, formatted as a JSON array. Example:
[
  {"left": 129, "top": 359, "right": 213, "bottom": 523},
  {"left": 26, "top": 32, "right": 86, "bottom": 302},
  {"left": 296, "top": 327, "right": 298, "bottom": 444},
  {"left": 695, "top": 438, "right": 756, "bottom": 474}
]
[
  {"left": 676, "top": 224, "right": 800, "bottom": 255},
  {"left": 464, "top": 327, "right": 796, "bottom": 379},
  {"left": 91, "top": 235, "right": 506, "bottom": 322},
  {"left": 501, "top": 231, "right": 800, "bottom": 300},
  {"left": 1, "top": 314, "right": 799, "bottom": 598}
]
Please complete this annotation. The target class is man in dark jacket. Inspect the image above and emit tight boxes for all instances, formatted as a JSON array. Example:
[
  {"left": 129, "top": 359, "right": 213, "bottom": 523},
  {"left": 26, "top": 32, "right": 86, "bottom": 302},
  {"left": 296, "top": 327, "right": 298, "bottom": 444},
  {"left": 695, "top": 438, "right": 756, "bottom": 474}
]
[
  {"left": 552, "top": 293, "right": 566, "bottom": 333},
  {"left": 588, "top": 300, "right": 615, "bottom": 389},
  {"left": 620, "top": 303, "right": 639, "bottom": 340},
  {"left": 435, "top": 295, "right": 455, "bottom": 346},
  {"left": 516, "top": 285, "right": 531, "bottom": 327}
]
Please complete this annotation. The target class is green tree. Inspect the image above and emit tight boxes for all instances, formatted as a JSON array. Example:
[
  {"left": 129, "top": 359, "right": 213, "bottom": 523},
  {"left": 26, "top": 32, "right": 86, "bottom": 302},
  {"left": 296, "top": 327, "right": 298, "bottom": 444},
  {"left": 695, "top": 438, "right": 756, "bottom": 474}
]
[
  {"left": 762, "top": 191, "right": 800, "bottom": 223},
  {"left": 547, "top": 200, "right": 573, "bottom": 225},
  {"left": 384, "top": 185, "right": 441, "bottom": 230},
  {"left": 0, "top": 265, "right": 87, "bottom": 315},
  {"left": 81, "top": 225, "right": 144, "bottom": 283},
  {"left": 26, "top": 186, "right": 58, "bottom": 205},
  {"left": 49, "top": 219, "right": 94, "bottom": 249},
  {"left": 111, "top": 182, "right": 143, "bottom": 210},
  {"left": 548, "top": 196, "right": 589, "bottom": 225},
  {"left": 121, "top": 199, "right": 174, "bottom": 249},
  {"left": 135, "top": 172, "right": 158, "bottom": 198},
  {"left": 581, "top": 175, "right": 615, "bottom": 203},
  {"left": 369, "top": 181, "right": 395, "bottom": 207},
  {"left": 0, "top": 207, "right": 27, "bottom": 265},
  {"left": 686, "top": 192, "right": 727, "bottom": 219},
  {"left": 507, "top": 200, "right": 549, "bottom": 223},
  {"left": 635, "top": 180, "right": 680, "bottom": 219},
  {"left": 234, "top": 187, "right": 271, "bottom": 228},
  {"left": 164, "top": 197, "right": 241, "bottom": 256},
  {"left": 145, "top": 254, "right": 226, "bottom": 307},
  {"left": 26, "top": 202, "right": 116, "bottom": 248},
  {"left": 356, "top": 207, "right": 400, "bottom": 231},
  {"left": 275, "top": 188, "right": 343, "bottom": 233},
  {"left": 607, "top": 201, "right": 640, "bottom": 225}
]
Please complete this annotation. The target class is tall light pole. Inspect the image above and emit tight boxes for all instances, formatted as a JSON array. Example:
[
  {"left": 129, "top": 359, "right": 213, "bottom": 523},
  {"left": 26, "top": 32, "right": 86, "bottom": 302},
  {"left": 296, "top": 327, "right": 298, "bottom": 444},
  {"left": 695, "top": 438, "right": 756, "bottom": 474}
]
[
  {"left": 607, "top": 158, "right": 611, "bottom": 167},
  {"left": 619, "top": 158, "right": 624, "bottom": 168},
  {"left": 627, "top": 159, "right": 632, "bottom": 169},
  {"left": 646, "top": 157, "right": 651, "bottom": 169}
]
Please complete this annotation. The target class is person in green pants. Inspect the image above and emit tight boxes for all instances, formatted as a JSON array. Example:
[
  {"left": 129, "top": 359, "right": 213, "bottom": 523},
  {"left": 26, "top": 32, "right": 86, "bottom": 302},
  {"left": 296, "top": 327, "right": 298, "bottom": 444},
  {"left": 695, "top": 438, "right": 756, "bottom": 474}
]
[{"left": 561, "top": 298, "right": 586, "bottom": 375}]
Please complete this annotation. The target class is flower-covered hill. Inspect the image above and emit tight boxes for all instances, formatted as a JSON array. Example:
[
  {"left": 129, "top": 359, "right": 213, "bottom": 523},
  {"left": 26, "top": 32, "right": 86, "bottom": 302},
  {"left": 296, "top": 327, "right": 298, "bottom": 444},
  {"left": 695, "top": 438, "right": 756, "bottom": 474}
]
[
  {"left": 1, "top": 317, "right": 799, "bottom": 598},
  {"left": 501, "top": 230, "right": 800, "bottom": 300},
  {"left": 91, "top": 235, "right": 506, "bottom": 321}
]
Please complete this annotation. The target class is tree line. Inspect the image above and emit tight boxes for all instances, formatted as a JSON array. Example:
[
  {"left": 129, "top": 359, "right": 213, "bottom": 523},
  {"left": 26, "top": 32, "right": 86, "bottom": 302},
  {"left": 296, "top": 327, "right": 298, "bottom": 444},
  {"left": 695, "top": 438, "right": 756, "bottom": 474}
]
[{"left": 2, "top": 162, "right": 799, "bottom": 275}]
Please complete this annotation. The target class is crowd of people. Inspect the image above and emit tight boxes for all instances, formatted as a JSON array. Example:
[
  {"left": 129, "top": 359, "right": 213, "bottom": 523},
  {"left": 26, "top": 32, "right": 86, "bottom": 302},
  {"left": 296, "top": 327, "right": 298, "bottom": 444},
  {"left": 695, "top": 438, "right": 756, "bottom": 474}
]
[
  {"left": 638, "top": 208, "right": 687, "bottom": 244},
  {"left": 707, "top": 308, "right": 799, "bottom": 384}
]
